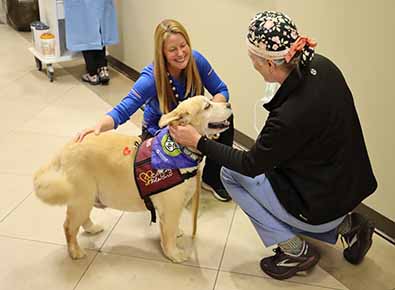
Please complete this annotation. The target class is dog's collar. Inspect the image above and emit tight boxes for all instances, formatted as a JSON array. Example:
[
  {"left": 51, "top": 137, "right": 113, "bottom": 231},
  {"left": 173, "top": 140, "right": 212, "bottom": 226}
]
[
  {"left": 151, "top": 127, "right": 202, "bottom": 169},
  {"left": 179, "top": 144, "right": 203, "bottom": 163}
]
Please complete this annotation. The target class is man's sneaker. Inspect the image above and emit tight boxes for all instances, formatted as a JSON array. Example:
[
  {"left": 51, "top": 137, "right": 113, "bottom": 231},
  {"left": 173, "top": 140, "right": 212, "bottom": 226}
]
[
  {"left": 341, "top": 212, "right": 375, "bottom": 265},
  {"left": 98, "top": 66, "right": 110, "bottom": 85},
  {"left": 201, "top": 182, "right": 231, "bottom": 202},
  {"left": 260, "top": 243, "right": 320, "bottom": 280},
  {"left": 81, "top": 73, "right": 100, "bottom": 85}
]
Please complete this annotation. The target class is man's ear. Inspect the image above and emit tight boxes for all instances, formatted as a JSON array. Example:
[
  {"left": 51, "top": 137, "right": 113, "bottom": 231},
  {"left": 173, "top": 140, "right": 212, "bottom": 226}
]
[{"left": 159, "top": 109, "right": 190, "bottom": 128}]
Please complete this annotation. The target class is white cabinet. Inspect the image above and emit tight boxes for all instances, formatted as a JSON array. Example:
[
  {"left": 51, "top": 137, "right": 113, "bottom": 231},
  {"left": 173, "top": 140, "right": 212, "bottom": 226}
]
[
  {"left": 38, "top": 0, "right": 67, "bottom": 57},
  {"left": 29, "top": 0, "right": 80, "bottom": 81}
]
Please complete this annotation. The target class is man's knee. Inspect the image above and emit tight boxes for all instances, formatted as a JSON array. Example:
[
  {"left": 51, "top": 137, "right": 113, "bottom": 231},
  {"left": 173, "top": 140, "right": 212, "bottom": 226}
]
[{"left": 220, "top": 167, "right": 235, "bottom": 185}]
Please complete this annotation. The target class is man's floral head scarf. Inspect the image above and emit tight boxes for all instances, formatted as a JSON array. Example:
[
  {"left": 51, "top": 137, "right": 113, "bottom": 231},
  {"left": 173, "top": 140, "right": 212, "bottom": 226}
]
[{"left": 247, "top": 11, "right": 317, "bottom": 66}]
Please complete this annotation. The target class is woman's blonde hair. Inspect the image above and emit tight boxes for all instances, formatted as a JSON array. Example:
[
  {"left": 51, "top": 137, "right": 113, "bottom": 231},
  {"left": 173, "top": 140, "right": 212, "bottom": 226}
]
[{"left": 154, "top": 19, "right": 203, "bottom": 114}]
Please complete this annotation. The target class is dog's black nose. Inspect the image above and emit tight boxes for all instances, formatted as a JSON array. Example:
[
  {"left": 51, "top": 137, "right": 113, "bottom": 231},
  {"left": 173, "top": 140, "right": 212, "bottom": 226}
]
[{"left": 226, "top": 103, "right": 231, "bottom": 109}]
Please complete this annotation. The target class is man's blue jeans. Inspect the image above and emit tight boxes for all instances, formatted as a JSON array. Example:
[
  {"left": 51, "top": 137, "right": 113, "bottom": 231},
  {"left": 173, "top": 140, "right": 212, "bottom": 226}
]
[{"left": 221, "top": 167, "right": 346, "bottom": 246}]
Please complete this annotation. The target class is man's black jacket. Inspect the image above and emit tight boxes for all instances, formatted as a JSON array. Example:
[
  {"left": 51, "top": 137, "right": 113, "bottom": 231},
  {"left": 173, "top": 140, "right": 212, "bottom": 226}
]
[{"left": 198, "top": 54, "right": 377, "bottom": 225}]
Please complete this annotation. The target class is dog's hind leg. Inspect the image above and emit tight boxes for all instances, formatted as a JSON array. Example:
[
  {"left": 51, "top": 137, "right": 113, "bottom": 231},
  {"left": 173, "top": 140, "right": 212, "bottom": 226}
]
[
  {"left": 64, "top": 202, "right": 93, "bottom": 259},
  {"left": 82, "top": 217, "right": 104, "bottom": 234}
]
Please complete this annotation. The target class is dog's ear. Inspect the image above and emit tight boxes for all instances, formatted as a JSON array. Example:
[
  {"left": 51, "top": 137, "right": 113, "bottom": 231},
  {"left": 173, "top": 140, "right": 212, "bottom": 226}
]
[{"left": 159, "top": 109, "right": 190, "bottom": 128}]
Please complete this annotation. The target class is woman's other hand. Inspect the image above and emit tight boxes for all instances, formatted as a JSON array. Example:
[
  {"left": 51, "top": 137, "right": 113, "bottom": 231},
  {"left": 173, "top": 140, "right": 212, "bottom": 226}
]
[
  {"left": 74, "top": 115, "right": 115, "bottom": 143},
  {"left": 74, "top": 127, "right": 97, "bottom": 143}
]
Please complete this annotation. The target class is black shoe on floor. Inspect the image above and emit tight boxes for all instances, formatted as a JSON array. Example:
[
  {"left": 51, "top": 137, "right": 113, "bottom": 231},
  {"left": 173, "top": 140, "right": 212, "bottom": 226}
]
[
  {"left": 98, "top": 66, "right": 110, "bottom": 85},
  {"left": 201, "top": 181, "right": 231, "bottom": 202},
  {"left": 341, "top": 212, "right": 375, "bottom": 265},
  {"left": 260, "top": 243, "right": 320, "bottom": 280}
]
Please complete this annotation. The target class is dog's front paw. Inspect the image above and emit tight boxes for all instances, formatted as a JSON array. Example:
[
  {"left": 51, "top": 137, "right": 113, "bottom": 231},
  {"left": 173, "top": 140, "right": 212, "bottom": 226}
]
[
  {"left": 84, "top": 224, "right": 104, "bottom": 235},
  {"left": 69, "top": 246, "right": 87, "bottom": 259},
  {"left": 167, "top": 248, "right": 188, "bottom": 263}
]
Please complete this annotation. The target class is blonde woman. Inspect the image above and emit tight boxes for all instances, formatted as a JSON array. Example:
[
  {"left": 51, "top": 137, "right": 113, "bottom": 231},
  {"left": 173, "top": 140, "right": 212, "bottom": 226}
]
[{"left": 76, "top": 19, "right": 234, "bottom": 201}]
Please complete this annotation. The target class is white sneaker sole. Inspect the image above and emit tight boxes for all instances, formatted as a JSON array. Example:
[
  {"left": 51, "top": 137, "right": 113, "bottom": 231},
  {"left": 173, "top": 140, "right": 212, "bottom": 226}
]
[{"left": 201, "top": 182, "right": 229, "bottom": 202}]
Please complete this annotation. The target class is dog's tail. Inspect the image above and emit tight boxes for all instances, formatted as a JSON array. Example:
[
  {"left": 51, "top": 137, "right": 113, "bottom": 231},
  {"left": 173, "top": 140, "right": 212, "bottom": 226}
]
[{"left": 33, "top": 156, "right": 73, "bottom": 205}]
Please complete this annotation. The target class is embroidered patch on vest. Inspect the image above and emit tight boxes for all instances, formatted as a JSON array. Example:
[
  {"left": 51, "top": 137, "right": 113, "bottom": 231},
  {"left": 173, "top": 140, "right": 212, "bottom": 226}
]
[
  {"left": 151, "top": 127, "right": 201, "bottom": 169},
  {"left": 134, "top": 137, "right": 185, "bottom": 199}
]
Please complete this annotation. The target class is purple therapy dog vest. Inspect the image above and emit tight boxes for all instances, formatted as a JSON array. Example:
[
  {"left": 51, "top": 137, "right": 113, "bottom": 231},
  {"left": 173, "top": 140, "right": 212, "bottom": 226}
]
[
  {"left": 151, "top": 127, "right": 201, "bottom": 169},
  {"left": 134, "top": 128, "right": 201, "bottom": 223}
]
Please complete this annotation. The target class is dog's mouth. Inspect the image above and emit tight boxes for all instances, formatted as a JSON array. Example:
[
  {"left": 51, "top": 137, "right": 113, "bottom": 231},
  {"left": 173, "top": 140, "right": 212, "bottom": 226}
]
[{"left": 208, "top": 120, "right": 230, "bottom": 129}]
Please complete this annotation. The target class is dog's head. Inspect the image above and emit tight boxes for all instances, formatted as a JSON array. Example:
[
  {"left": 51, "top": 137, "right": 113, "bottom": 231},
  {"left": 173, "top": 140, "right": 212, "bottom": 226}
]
[{"left": 159, "top": 95, "right": 233, "bottom": 137}]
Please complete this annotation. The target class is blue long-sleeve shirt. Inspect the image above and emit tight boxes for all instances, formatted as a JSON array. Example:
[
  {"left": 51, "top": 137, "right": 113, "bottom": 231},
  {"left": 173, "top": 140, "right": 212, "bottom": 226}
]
[{"left": 107, "top": 50, "right": 229, "bottom": 135}]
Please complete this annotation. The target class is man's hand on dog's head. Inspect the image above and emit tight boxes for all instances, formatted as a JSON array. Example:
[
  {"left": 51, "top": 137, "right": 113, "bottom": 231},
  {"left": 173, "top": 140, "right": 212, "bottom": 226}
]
[{"left": 169, "top": 125, "right": 201, "bottom": 149}]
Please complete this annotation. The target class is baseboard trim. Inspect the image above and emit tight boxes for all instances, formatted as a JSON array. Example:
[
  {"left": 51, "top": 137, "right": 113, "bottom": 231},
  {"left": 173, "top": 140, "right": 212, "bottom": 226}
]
[
  {"left": 107, "top": 55, "right": 140, "bottom": 81},
  {"left": 107, "top": 54, "right": 395, "bottom": 245},
  {"left": 234, "top": 129, "right": 255, "bottom": 150},
  {"left": 354, "top": 203, "right": 395, "bottom": 244}
]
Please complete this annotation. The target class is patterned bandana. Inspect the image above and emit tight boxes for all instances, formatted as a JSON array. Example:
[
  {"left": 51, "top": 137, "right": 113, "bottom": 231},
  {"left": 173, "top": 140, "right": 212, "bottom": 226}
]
[
  {"left": 151, "top": 127, "right": 201, "bottom": 169},
  {"left": 246, "top": 11, "right": 317, "bottom": 66}
]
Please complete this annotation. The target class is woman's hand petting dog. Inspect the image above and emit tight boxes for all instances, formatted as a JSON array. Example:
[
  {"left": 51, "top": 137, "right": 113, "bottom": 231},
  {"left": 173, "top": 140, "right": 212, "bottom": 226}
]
[
  {"left": 74, "top": 127, "right": 96, "bottom": 143},
  {"left": 74, "top": 115, "right": 115, "bottom": 143}
]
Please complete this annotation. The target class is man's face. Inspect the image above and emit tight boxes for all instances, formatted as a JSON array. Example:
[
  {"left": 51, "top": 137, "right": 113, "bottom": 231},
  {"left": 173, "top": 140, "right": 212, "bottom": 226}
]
[{"left": 248, "top": 50, "right": 276, "bottom": 82}]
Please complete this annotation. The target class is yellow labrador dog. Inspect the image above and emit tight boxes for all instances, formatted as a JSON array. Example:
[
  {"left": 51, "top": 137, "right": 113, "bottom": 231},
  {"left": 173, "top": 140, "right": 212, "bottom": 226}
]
[{"left": 33, "top": 96, "right": 232, "bottom": 263}]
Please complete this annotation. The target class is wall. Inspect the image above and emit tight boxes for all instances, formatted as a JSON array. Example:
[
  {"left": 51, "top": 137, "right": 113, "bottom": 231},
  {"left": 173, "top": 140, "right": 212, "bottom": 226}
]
[
  {"left": 0, "top": 0, "right": 6, "bottom": 23},
  {"left": 109, "top": 0, "right": 395, "bottom": 220}
]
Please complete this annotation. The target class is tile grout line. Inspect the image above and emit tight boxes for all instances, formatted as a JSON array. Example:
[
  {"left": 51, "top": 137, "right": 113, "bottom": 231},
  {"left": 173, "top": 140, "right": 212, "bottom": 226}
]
[
  {"left": 8, "top": 129, "right": 75, "bottom": 139},
  {"left": 220, "top": 269, "right": 348, "bottom": 290},
  {"left": 93, "top": 209, "right": 224, "bottom": 272},
  {"left": 0, "top": 192, "right": 32, "bottom": 223},
  {"left": 0, "top": 233, "right": 71, "bottom": 248},
  {"left": 72, "top": 211, "right": 126, "bottom": 290},
  {"left": 0, "top": 64, "right": 76, "bottom": 101},
  {"left": 211, "top": 203, "right": 238, "bottom": 290},
  {"left": 0, "top": 171, "right": 32, "bottom": 177},
  {"left": 0, "top": 70, "right": 31, "bottom": 92},
  {"left": 72, "top": 250, "right": 101, "bottom": 290},
  {"left": 0, "top": 232, "right": 107, "bottom": 253},
  {"left": 0, "top": 80, "right": 79, "bottom": 144},
  {"left": 97, "top": 211, "right": 125, "bottom": 252},
  {"left": 5, "top": 84, "right": 79, "bottom": 137},
  {"left": 96, "top": 249, "right": 220, "bottom": 272}
]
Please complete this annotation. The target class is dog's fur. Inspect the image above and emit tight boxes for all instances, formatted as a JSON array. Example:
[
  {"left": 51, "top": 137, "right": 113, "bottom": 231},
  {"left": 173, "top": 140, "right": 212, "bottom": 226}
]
[{"left": 33, "top": 96, "right": 232, "bottom": 263}]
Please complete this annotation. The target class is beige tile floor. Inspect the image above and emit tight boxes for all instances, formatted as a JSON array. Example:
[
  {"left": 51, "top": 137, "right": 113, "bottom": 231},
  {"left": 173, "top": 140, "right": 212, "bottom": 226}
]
[{"left": 0, "top": 23, "right": 394, "bottom": 290}]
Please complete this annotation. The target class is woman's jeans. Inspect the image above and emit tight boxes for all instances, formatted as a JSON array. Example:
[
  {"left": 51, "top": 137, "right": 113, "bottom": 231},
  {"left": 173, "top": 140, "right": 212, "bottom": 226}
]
[{"left": 221, "top": 167, "right": 346, "bottom": 247}]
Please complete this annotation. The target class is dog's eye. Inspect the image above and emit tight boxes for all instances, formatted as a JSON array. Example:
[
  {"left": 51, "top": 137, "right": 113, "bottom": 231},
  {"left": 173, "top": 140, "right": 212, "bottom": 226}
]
[{"left": 204, "top": 103, "right": 211, "bottom": 110}]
